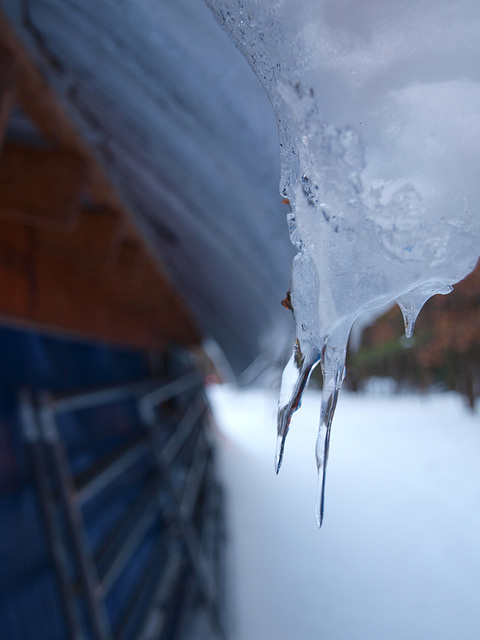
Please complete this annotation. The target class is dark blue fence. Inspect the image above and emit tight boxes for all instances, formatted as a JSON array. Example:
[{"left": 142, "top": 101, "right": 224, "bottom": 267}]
[{"left": 0, "top": 324, "right": 224, "bottom": 640}]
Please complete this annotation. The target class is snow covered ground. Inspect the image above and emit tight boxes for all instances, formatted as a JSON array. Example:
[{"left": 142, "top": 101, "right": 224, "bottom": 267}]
[{"left": 208, "top": 384, "right": 480, "bottom": 640}]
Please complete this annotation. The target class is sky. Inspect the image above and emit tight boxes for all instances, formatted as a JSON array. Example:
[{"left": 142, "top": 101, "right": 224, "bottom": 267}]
[{"left": 208, "top": 384, "right": 480, "bottom": 640}]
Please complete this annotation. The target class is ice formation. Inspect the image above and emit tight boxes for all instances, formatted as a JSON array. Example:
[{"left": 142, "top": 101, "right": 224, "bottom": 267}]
[{"left": 206, "top": 0, "right": 480, "bottom": 525}]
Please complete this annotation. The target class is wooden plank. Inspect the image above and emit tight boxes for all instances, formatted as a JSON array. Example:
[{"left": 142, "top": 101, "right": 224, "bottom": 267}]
[
  {"left": 34, "top": 205, "right": 122, "bottom": 268},
  {"left": 0, "top": 48, "right": 17, "bottom": 146},
  {"left": 0, "top": 220, "right": 32, "bottom": 316},
  {"left": 0, "top": 225, "right": 199, "bottom": 349},
  {"left": 113, "top": 238, "right": 146, "bottom": 283},
  {"left": 0, "top": 142, "right": 87, "bottom": 228}
]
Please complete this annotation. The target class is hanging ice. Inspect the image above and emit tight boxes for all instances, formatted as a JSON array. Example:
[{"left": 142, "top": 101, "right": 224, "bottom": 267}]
[{"left": 206, "top": 0, "right": 480, "bottom": 525}]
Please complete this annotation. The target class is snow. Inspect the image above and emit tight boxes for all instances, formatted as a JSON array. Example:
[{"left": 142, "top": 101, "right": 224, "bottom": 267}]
[{"left": 209, "top": 384, "right": 480, "bottom": 640}]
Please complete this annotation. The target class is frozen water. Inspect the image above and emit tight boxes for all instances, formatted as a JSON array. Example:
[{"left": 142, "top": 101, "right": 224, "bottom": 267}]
[{"left": 206, "top": 0, "right": 480, "bottom": 523}]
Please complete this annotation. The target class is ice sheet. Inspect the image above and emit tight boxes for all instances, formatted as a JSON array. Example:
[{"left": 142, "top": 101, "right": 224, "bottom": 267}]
[{"left": 206, "top": 0, "right": 480, "bottom": 523}]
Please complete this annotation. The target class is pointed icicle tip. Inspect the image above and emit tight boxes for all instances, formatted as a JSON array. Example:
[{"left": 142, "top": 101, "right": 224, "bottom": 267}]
[
  {"left": 397, "top": 296, "right": 423, "bottom": 339},
  {"left": 397, "top": 284, "right": 454, "bottom": 340},
  {"left": 274, "top": 434, "right": 284, "bottom": 474},
  {"left": 314, "top": 468, "right": 326, "bottom": 528},
  {"left": 402, "top": 309, "right": 416, "bottom": 339}
]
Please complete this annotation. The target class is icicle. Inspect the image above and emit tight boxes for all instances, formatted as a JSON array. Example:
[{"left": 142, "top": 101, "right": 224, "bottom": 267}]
[
  {"left": 315, "top": 344, "right": 346, "bottom": 527},
  {"left": 277, "top": 315, "right": 352, "bottom": 526},
  {"left": 276, "top": 246, "right": 322, "bottom": 472},
  {"left": 276, "top": 338, "right": 347, "bottom": 527},
  {"left": 207, "top": 0, "right": 480, "bottom": 526},
  {"left": 276, "top": 341, "right": 320, "bottom": 473},
  {"left": 397, "top": 284, "right": 454, "bottom": 339}
]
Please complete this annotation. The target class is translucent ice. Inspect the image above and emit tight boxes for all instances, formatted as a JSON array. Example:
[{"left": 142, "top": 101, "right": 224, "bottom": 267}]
[{"left": 206, "top": 0, "right": 480, "bottom": 524}]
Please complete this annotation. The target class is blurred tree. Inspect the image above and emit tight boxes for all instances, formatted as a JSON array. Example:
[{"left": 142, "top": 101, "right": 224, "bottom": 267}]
[{"left": 346, "top": 261, "right": 480, "bottom": 409}]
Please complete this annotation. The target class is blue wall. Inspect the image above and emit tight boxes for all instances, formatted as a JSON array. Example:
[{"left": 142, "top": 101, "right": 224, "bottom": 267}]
[{"left": 0, "top": 324, "right": 150, "bottom": 640}]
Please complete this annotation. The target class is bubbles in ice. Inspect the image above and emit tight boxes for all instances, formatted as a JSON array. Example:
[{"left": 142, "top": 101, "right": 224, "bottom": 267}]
[{"left": 206, "top": 0, "right": 480, "bottom": 525}]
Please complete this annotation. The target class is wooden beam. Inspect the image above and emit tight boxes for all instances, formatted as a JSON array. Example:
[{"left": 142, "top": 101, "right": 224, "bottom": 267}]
[
  {"left": 0, "top": 219, "right": 199, "bottom": 349},
  {"left": 31, "top": 256, "right": 192, "bottom": 349},
  {"left": 35, "top": 205, "right": 122, "bottom": 268},
  {"left": 0, "top": 49, "right": 17, "bottom": 146},
  {"left": 0, "top": 142, "right": 87, "bottom": 228}
]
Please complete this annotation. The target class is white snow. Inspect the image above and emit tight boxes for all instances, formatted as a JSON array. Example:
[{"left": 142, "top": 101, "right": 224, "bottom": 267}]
[{"left": 208, "top": 384, "right": 480, "bottom": 640}]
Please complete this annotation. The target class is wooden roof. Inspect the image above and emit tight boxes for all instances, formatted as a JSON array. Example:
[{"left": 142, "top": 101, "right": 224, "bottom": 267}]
[
  {"left": 0, "top": 2, "right": 295, "bottom": 376},
  {"left": 0, "top": 13, "right": 200, "bottom": 350}
]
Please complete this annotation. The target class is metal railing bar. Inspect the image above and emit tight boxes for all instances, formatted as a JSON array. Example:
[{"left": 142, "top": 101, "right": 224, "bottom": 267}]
[
  {"left": 150, "top": 427, "right": 226, "bottom": 639},
  {"left": 113, "top": 537, "right": 169, "bottom": 640},
  {"left": 22, "top": 365, "right": 222, "bottom": 640},
  {"left": 140, "top": 371, "right": 201, "bottom": 409},
  {"left": 47, "top": 379, "right": 162, "bottom": 415},
  {"left": 200, "top": 465, "right": 218, "bottom": 559},
  {"left": 19, "top": 394, "right": 86, "bottom": 640},
  {"left": 179, "top": 434, "right": 210, "bottom": 521},
  {"left": 39, "top": 402, "right": 113, "bottom": 640},
  {"left": 177, "top": 519, "right": 225, "bottom": 639},
  {"left": 158, "top": 561, "right": 198, "bottom": 640},
  {"left": 193, "top": 461, "right": 226, "bottom": 640},
  {"left": 100, "top": 493, "right": 160, "bottom": 597},
  {"left": 201, "top": 472, "right": 226, "bottom": 624},
  {"left": 94, "top": 482, "right": 158, "bottom": 572},
  {"left": 161, "top": 393, "right": 206, "bottom": 466},
  {"left": 199, "top": 462, "right": 222, "bottom": 599},
  {"left": 76, "top": 436, "right": 150, "bottom": 505},
  {"left": 46, "top": 371, "right": 198, "bottom": 415},
  {"left": 133, "top": 546, "right": 184, "bottom": 640},
  {"left": 173, "top": 464, "right": 226, "bottom": 640}
]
